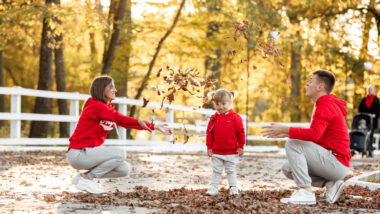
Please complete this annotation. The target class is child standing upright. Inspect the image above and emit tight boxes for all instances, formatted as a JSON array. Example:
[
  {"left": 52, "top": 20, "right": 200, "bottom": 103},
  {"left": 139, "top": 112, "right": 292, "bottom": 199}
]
[{"left": 205, "top": 89, "right": 245, "bottom": 195}]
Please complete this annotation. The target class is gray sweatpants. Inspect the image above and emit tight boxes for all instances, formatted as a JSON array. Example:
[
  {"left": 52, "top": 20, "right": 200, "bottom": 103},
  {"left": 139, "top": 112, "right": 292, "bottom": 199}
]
[
  {"left": 210, "top": 154, "right": 239, "bottom": 188},
  {"left": 67, "top": 147, "right": 130, "bottom": 180},
  {"left": 282, "top": 139, "right": 350, "bottom": 188}
]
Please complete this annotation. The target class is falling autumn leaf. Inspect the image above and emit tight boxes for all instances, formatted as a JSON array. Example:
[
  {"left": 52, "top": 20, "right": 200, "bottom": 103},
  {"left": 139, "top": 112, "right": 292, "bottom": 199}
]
[
  {"left": 160, "top": 97, "right": 165, "bottom": 109},
  {"left": 227, "top": 20, "right": 284, "bottom": 69},
  {"left": 184, "top": 134, "right": 190, "bottom": 144},
  {"left": 170, "top": 137, "right": 177, "bottom": 144},
  {"left": 156, "top": 68, "right": 162, "bottom": 77},
  {"left": 142, "top": 97, "right": 149, "bottom": 108}
]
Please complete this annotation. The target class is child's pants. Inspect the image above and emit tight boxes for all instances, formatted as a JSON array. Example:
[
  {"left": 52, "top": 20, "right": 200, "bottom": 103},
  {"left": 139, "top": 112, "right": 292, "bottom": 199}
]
[
  {"left": 67, "top": 147, "right": 130, "bottom": 180},
  {"left": 282, "top": 139, "right": 350, "bottom": 188},
  {"left": 211, "top": 154, "right": 239, "bottom": 188}
]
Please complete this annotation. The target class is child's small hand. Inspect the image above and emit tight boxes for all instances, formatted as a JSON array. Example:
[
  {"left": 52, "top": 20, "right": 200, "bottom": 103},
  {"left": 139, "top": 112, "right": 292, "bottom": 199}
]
[
  {"left": 207, "top": 149, "right": 213, "bottom": 157},
  {"left": 156, "top": 124, "right": 172, "bottom": 135},
  {"left": 237, "top": 148, "right": 244, "bottom": 157}
]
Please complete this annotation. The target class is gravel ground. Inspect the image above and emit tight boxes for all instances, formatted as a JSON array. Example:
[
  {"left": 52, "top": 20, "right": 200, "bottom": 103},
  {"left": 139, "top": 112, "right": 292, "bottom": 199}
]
[{"left": 0, "top": 150, "right": 379, "bottom": 213}]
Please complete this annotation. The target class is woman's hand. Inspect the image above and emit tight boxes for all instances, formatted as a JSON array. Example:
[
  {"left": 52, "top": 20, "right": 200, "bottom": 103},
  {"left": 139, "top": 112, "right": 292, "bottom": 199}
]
[
  {"left": 207, "top": 149, "right": 213, "bottom": 157},
  {"left": 261, "top": 123, "right": 290, "bottom": 138},
  {"left": 237, "top": 148, "right": 244, "bottom": 157},
  {"left": 138, "top": 120, "right": 153, "bottom": 133},
  {"left": 155, "top": 124, "right": 172, "bottom": 135}
]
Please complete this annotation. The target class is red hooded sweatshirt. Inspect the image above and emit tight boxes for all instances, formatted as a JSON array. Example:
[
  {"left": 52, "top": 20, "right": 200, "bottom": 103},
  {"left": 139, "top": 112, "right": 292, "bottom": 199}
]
[
  {"left": 69, "top": 98, "right": 154, "bottom": 149},
  {"left": 289, "top": 94, "right": 351, "bottom": 167},
  {"left": 206, "top": 109, "right": 245, "bottom": 155}
]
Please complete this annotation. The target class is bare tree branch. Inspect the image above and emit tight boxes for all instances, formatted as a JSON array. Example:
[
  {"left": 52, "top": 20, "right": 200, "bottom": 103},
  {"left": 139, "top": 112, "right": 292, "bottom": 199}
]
[{"left": 129, "top": 0, "right": 186, "bottom": 119}]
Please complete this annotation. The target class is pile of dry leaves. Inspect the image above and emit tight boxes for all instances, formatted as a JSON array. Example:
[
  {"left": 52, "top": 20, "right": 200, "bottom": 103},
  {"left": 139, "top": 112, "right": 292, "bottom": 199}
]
[{"left": 40, "top": 185, "right": 379, "bottom": 213}]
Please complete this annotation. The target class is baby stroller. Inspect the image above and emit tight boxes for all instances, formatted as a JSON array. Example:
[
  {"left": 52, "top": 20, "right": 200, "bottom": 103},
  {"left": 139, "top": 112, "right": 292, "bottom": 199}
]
[{"left": 349, "top": 113, "right": 374, "bottom": 157}]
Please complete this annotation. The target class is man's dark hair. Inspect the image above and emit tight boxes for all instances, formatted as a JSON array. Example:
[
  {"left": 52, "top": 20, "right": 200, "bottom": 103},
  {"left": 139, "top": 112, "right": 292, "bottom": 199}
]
[{"left": 313, "top": 70, "right": 335, "bottom": 94}]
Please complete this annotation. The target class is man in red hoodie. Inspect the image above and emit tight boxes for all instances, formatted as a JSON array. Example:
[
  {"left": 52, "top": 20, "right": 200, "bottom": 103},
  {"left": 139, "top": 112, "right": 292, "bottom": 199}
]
[{"left": 262, "top": 70, "right": 351, "bottom": 205}]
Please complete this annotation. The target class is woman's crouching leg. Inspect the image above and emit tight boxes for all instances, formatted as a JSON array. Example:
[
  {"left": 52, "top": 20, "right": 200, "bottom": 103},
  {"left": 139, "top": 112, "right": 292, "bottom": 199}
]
[
  {"left": 99, "top": 161, "right": 131, "bottom": 178},
  {"left": 282, "top": 162, "right": 294, "bottom": 180}
]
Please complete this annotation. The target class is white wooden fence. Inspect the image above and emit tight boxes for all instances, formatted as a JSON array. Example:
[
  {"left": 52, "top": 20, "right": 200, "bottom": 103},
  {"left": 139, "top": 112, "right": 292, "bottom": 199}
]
[{"left": 0, "top": 86, "right": 336, "bottom": 147}]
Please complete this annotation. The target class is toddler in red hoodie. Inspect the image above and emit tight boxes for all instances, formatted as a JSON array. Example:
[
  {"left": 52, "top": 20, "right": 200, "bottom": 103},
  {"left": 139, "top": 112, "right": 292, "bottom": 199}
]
[
  {"left": 205, "top": 89, "right": 245, "bottom": 196},
  {"left": 68, "top": 75, "right": 171, "bottom": 194}
]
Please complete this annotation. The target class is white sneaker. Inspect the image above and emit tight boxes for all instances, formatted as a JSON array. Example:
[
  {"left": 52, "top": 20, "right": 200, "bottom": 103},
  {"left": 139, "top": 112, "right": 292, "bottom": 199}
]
[
  {"left": 280, "top": 189, "right": 316, "bottom": 205},
  {"left": 75, "top": 176, "right": 104, "bottom": 194},
  {"left": 325, "top": 180, "right": 345, "bottom": 204},
  {"left": 71, "top": 173, "right": 82, "bottom": 185},
  {"left": 206, "top": 186, "right": 218, "bottom": 196},
  {"left": 229, "top": 186, "right": 238, "bottom": 195}
]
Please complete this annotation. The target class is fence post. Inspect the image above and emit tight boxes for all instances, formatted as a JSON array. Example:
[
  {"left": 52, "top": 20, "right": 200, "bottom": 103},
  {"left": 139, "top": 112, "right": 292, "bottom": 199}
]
[
  {"left": 165, "top": 108, "right": 174, "bottom": 141},
  {"left": 195, "top": 120, "right": 205, "bottom": 143},
  {"left": 150, "top": 115, "right": 156, "bottom": 141},
  {"left": 70, "top": 96, "right": 79, "bottom": 135},
  {"left": 10, "top": 93, "right": 21, "bottom": 138},
  {"left": 118, "top": 103, "right": 127, "bottom": 140}
]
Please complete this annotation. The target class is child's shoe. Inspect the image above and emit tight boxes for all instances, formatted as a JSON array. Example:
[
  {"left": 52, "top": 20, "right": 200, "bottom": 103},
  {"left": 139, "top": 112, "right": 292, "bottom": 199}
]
[
  {"left": 229, "top": 186, "right": 238, "bottom": 195},
  {"left": 206, "top": 186, "right": 219, "bottom": 196}
]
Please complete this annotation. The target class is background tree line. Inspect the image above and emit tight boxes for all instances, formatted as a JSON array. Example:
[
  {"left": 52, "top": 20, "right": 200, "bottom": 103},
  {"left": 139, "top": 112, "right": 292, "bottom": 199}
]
[{"left": 0, "top": 0, "right": 378, "bottom": 139}]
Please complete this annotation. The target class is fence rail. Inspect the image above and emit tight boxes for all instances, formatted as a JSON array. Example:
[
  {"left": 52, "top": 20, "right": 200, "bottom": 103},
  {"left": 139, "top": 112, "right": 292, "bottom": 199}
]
[{"left": 4, "top": 86, "right": 376, "bottom": 149}]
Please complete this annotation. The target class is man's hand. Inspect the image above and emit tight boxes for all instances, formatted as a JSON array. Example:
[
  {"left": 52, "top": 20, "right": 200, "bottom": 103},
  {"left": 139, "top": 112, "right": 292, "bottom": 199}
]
[
  {"left": 261, "top": 123, "right": 290, "bottom": 138},
  {"left": 138, "top": 120, "right": 153, "bottom": 132},
  {"left": 237, "top": 148, "right": 244, "bottom": 157},
  {"left": 207, "top": 149, "right": 213, "bottom": 157},
  {"left": 155, "top": 124, "right": 172, "bottom": 135}
]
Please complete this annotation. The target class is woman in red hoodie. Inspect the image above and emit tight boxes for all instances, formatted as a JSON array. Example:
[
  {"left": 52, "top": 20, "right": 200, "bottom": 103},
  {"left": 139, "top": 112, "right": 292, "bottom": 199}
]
[
  {"left": 262, "top": 70, "right": 351, "bottom": 205},
  {"left": 68, "top": 75, "right": 171, "bottom": 194},
  {"left": 205, "top": 89, "right": 245, "bottom": 196}
]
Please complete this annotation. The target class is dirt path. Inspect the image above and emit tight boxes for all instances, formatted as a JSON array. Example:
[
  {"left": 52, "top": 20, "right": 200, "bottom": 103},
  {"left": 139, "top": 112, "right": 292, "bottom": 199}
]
[{"left": 0, "top": 151, "right": 379, "bottom": 213}]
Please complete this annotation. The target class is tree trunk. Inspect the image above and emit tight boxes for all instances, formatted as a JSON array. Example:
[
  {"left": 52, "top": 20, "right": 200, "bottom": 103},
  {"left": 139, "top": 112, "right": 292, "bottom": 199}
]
[
  {"left": 4, "top": 66, "right": 19, "bottom": 85},
  {"left": 53, "top": 0, "right": 70, "bottom": 138},
  {"left": 87, "top": 0, "right": 98, "bottom": 61},
  {"left": 0, "top": 11, "right": 5, "bottom": 127},
  {"left": 353, "top": 0, "right": 375, "bottom": 109},
  {"left": 102, "top": 0, "right": 126, "bottom": 75},
  {"left": 114, "top": 0, "right": 132, "bottom": 138},
  {"left": 29, "top": 0, "right": 54, "bottom": 138},
  {"left": 114, "top": 0, "right": 131, "bottom": 98},
  {"left": 0, "top": 50, "right": 5, "bottom": 127},
  {"left": 128, "top": 0, "right": 186, "bottom": 122},
  {"left": 205, "top": 22, "right": 222, "bottom": 88},
  {"left": 89, "top": 32, "right": 97, "bottom": 61},
  {"left": 289, "top": 21, "right": 302, "bottom": 122},
  {"left": 202, "top": 0, "right": 222, "bottom": 109},
  {"left": 102, "top": 0, "right": 116, "bottom": 63},
  {"left": 204, "top": 0, "right": 222, "bottom": 89}
]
